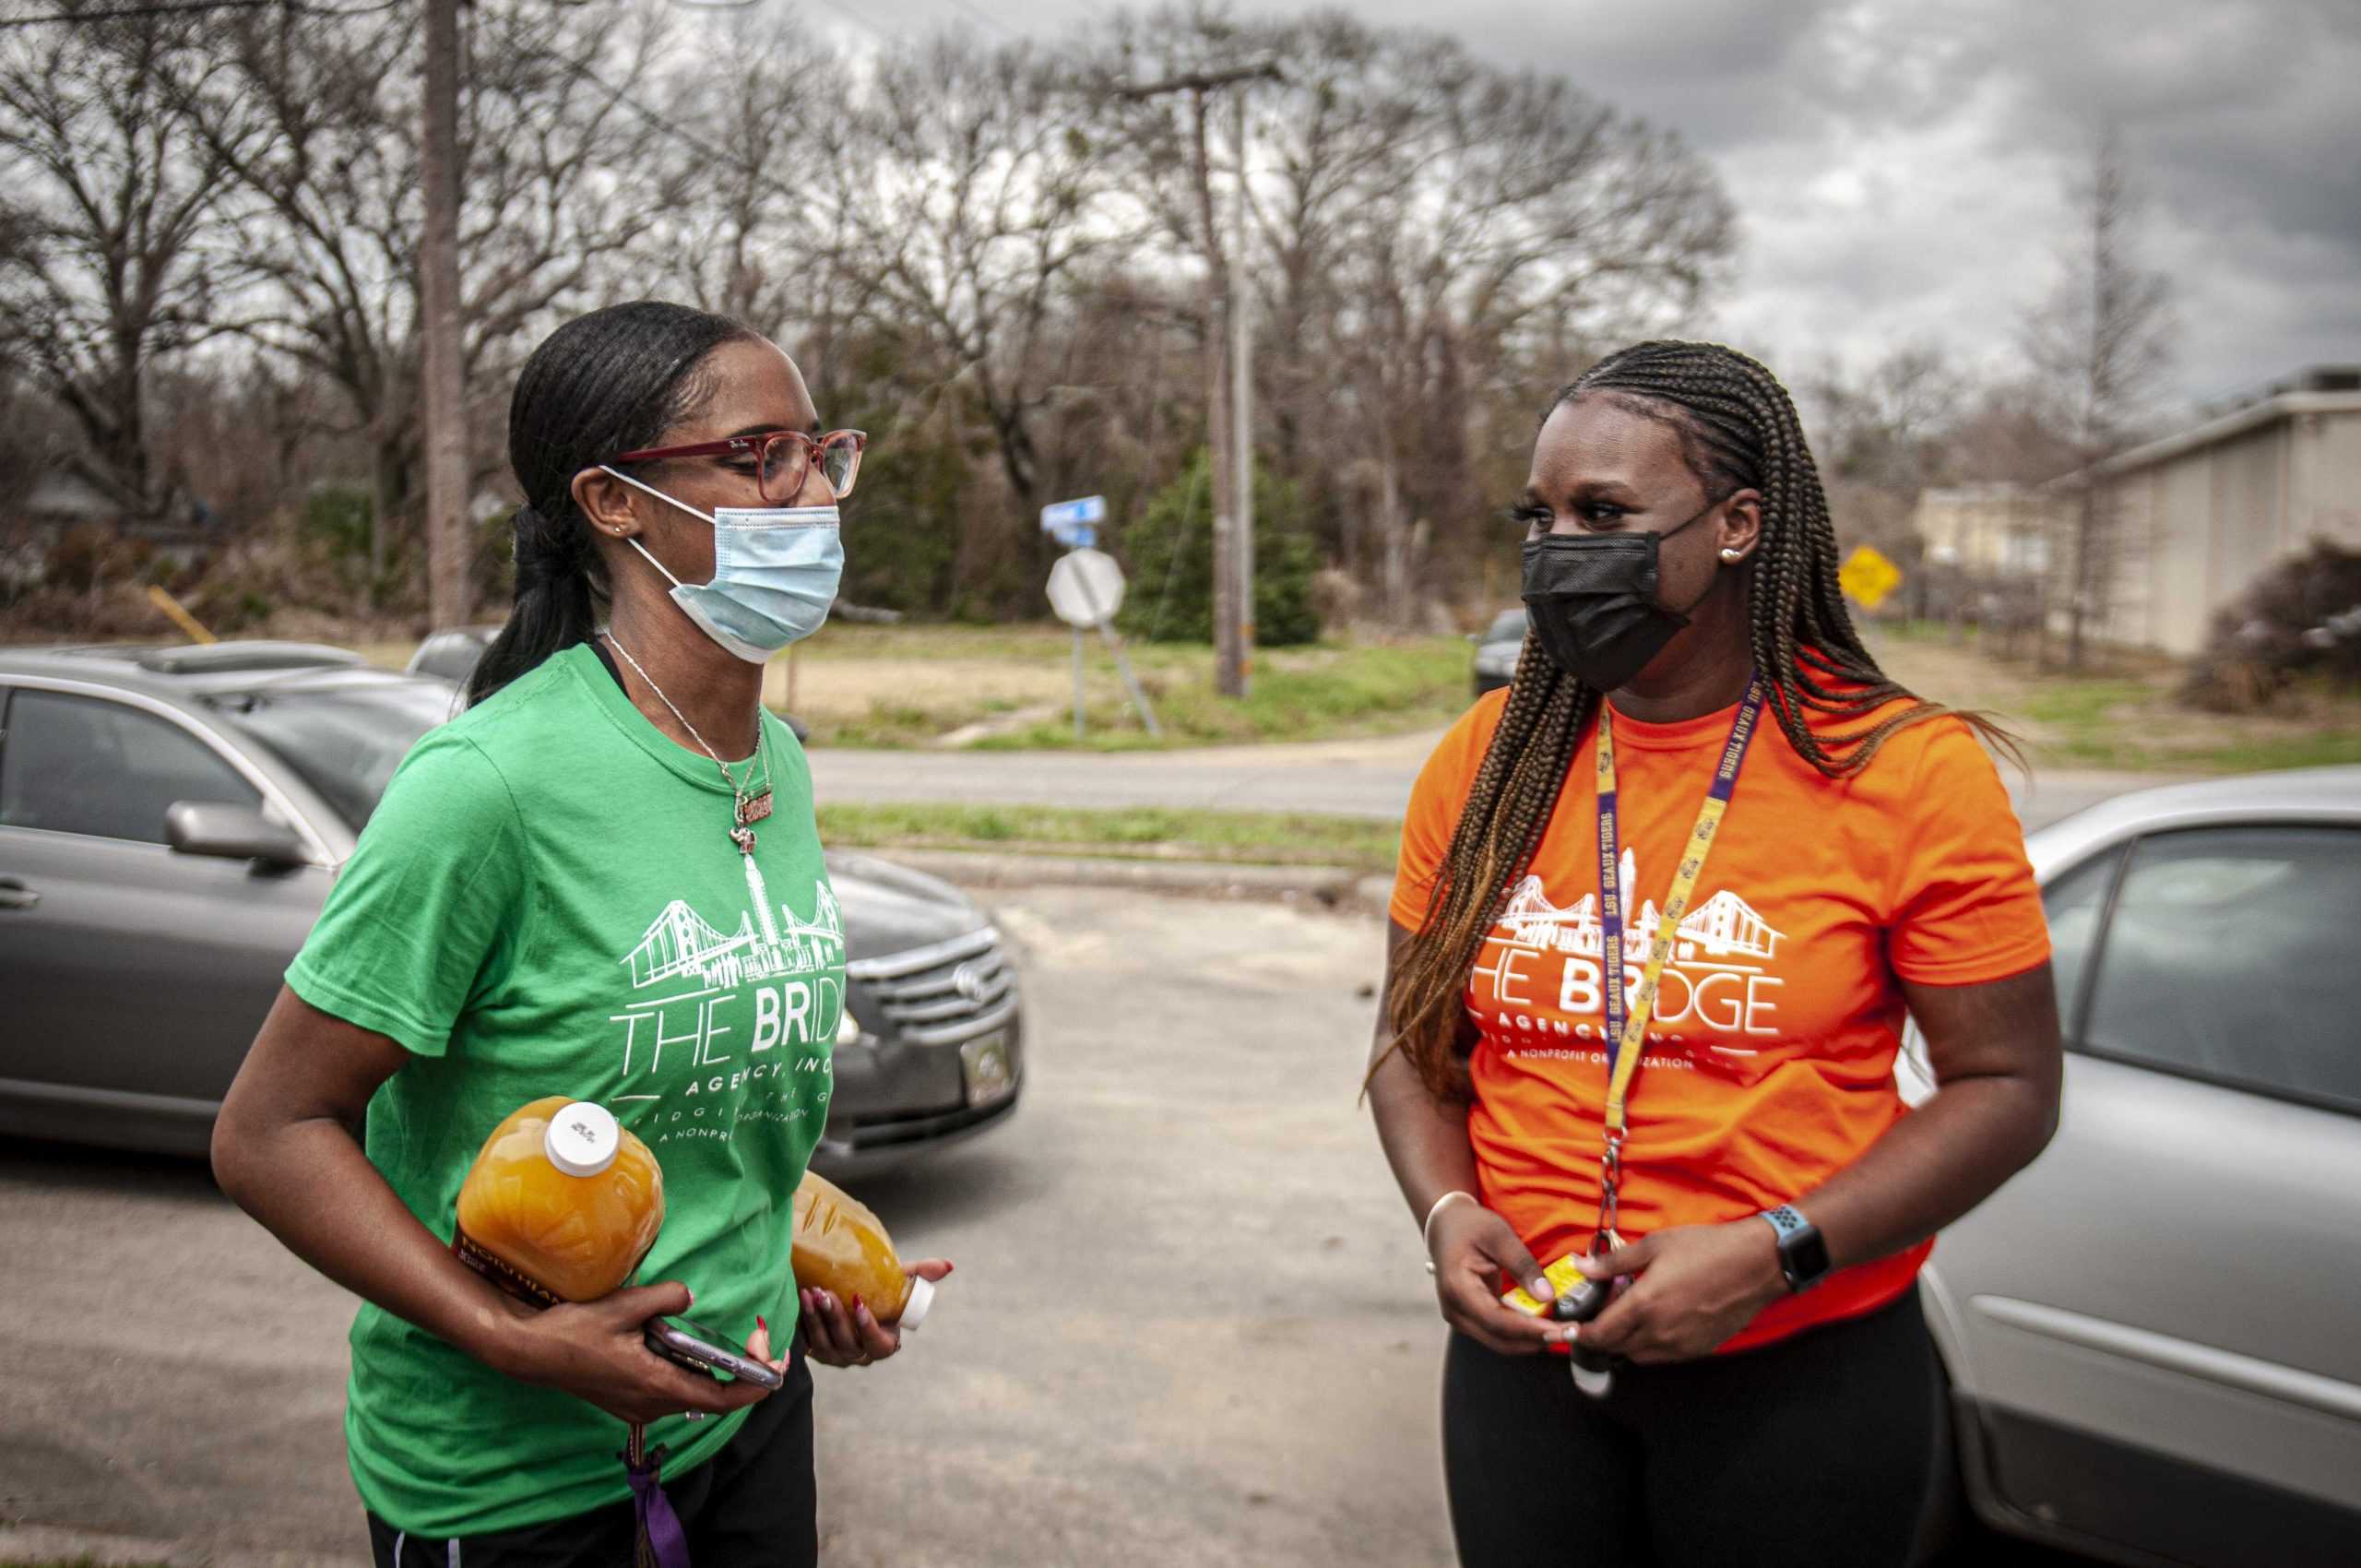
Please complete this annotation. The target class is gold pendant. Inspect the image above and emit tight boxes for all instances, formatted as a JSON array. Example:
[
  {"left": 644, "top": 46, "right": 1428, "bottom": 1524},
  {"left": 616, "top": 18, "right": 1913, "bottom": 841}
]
[{"left": 737, "top": 789, "right": 774, "bottom": 827}]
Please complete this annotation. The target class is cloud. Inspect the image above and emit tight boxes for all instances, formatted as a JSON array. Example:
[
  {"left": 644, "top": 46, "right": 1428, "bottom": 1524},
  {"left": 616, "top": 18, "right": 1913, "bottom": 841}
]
[{"left": 796, "top": 0, "right": 2361, "bottom": 410}]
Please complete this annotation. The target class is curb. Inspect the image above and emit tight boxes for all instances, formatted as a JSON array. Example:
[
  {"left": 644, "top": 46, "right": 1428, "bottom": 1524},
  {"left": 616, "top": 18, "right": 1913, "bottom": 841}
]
[
  {"left": 856, "top": 847, "right": 1382, "bottom": 907},
  {"left": 0, "top": 1522, "right": 367, "bottom": 1568}
]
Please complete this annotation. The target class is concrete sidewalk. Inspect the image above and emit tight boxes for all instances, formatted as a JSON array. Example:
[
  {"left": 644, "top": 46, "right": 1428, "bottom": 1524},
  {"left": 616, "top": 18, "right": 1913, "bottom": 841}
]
[{"left": 809, "top": 731, "right": 2208, "bottom": 836}]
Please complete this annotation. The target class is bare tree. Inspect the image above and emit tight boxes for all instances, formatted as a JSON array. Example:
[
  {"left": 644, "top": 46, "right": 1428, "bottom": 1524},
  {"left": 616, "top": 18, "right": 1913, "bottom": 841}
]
[
  {"left": 824, "top": 34, "right": 1138, "bottom": 515},
  {"left": 2023, "top": 125, "right": 2176, "bottom": 670},
  {"left": 637, "top": 25, "right": 847, "bottom": 339},
  {"left": 1161, "top": 11, "right": 1733, "bottom": 624},
  {"left": 178, "top": 0, "right": 664, "bottom": 587},
  {"left": 0, "top": 6, "right": 239, "bottom": 517}
]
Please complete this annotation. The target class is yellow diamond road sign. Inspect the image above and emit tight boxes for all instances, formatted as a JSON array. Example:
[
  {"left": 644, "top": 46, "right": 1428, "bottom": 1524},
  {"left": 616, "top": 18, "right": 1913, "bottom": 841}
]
[{"left": 1839, "top": 544, "right": 1903, "bottom": 611}]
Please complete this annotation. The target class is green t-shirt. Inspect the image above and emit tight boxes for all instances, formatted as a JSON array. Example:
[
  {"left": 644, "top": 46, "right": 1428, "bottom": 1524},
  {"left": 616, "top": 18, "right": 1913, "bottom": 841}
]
[{"left": 285, "top": 643, "right": 839, "bottom": 1537}]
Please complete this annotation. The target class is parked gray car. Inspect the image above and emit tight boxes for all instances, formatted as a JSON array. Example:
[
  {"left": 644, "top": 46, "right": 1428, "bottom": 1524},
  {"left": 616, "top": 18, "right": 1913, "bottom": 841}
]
[
  {"left": 0, "top": 642, "right": 1021, "bottom": 1177},
  {"left": 1470, "top": 607, "right": 1526, "bottom": 696},
  {"left": 1904, "top": 766, "right": 2361, "bottom": 1566}
]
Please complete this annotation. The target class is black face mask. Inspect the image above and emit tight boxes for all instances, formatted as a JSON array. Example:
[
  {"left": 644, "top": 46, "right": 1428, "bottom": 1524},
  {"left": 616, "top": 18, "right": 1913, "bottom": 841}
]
[{"left": 1519, "top": 501, "right": 1718, "bottom": 691}]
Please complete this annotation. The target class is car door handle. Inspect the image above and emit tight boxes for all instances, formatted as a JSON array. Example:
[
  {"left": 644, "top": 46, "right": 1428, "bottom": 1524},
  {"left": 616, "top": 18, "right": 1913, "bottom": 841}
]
[{"left": 0, "top": 877, "right": 38, "bottom": 910}]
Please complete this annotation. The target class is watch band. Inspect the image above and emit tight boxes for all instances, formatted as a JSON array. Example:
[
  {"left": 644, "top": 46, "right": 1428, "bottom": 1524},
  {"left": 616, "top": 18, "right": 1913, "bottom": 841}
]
[{"left": 1759, "top": 1205, "right": 1832, "bottom": 1292}]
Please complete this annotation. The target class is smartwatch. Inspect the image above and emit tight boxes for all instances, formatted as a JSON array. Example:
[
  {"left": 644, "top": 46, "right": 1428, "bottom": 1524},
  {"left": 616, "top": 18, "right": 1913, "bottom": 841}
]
[{"left": 1759, "top": 1205, "right": 1832, "bottom": 1293}]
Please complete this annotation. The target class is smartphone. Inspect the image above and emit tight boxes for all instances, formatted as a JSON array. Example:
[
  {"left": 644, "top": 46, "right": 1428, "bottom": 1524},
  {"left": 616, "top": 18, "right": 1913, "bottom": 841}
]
[{"left": 643, "top": 1315, "right": 786, "bottom": 1390}]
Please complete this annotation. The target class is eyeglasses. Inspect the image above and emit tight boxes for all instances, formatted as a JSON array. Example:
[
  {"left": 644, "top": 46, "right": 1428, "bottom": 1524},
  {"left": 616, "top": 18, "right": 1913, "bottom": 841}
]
[{"left": 610, "top": 428, "right": 866, "bottom": 504}]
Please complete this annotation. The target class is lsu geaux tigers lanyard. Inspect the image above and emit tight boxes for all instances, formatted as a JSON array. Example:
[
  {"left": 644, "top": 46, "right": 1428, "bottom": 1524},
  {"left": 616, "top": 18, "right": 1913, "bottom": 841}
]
[{"left": 1591, "top": 673, "right": 1769, "bottom": 1253}]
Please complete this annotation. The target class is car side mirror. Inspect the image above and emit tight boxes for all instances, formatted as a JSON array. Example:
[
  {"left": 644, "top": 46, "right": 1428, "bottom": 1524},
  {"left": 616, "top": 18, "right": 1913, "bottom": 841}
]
[{"left": 166, "top": 801, "right": 308, "bottom": 867}]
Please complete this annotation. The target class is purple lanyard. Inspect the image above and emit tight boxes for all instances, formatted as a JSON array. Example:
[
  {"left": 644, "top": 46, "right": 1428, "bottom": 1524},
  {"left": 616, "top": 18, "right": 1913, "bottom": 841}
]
[{"left": 625, "top": 1426, "right": 693, "bottom": 1568}]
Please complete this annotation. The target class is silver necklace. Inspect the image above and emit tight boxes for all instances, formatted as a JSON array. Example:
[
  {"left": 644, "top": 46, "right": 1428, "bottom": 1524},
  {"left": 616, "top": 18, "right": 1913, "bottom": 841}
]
[{"left": 602, "top": 632, "right": 773, "bottom": 854}]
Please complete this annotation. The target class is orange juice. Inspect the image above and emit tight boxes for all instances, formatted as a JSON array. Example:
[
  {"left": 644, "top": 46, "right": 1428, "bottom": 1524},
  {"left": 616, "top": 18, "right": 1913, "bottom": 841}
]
[
  {"left": 790, "top": 1170, "right": 933, "bottom": 1328},
  {"left": 453, "top": 1097, "right": 664, "bottom": 1305}
]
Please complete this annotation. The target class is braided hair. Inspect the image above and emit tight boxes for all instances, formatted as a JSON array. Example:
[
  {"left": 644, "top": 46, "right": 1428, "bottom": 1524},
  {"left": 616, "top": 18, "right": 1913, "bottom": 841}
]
[{"left": 1382, "top": 340, "right": 2014, "bottom": 1099}]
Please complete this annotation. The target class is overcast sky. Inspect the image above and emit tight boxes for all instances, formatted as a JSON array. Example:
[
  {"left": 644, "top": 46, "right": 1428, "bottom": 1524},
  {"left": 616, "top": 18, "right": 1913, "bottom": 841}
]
[{"left": 792, "top": 0, "right": 2361, "bottom": 418}]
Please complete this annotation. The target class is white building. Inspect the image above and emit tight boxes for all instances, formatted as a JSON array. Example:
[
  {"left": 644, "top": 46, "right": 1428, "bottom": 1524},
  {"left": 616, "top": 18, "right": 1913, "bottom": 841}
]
[{"left": 2069, "top": 367, "right": 2361, "bottom": 656}]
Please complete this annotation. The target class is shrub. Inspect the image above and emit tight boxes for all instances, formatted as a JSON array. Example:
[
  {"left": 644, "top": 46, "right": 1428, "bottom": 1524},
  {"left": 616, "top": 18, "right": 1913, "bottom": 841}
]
[
  {"left": 1117, "top": 447, "right": 1321, "bottom": 646},
  {"left": 2181, "top": 540, "right": 2361, "bottom": 711}
]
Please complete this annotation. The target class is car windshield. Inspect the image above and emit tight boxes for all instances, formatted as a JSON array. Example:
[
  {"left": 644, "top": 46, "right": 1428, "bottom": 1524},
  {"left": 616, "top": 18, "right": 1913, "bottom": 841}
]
[
  {"left": 208, "top": 682, "right": 457, "bottom": 833},
  {"left": 1485, "top": 610, "right": 1527, "bottom": 643}
]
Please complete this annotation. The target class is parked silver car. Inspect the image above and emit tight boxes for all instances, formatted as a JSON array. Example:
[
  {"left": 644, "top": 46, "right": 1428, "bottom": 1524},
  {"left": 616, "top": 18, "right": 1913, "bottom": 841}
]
[
  {"left": 0, "top": 642, "right": 1022, "bottom": 1177},
  {"left": 1904, "top": 766, "right": 2361, "bottom": 1566}
]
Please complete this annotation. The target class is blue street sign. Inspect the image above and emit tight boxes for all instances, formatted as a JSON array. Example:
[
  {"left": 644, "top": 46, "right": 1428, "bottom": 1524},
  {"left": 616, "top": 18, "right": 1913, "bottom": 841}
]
[
  {"left": 1050, "top": 523, "right": 1097, "bottom": 551},
  {"left": 1039, "top": 494, "right": 1107, "bottom": 531}
]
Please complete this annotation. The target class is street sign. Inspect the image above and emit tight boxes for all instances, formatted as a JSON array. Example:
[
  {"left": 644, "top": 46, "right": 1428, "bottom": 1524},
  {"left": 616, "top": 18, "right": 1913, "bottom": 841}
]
[
  {"left": 1051, "top": 523, "right": 1097, "bottom": 551},
  {"left": 1046, "top": 547, "right": 1126, "bottom": 628},
  {"left": 1044, "top": 547, "right": 1158, "bottom": 741},
  {"left": 1039, "top": 495, "right": 1107, "bottom": 530},
  {"left": 1839, "top": 544, "right": 1904, "bottom": 612}
]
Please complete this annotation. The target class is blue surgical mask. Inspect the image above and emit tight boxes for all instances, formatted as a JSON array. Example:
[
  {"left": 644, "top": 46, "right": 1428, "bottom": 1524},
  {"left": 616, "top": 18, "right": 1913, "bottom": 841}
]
[{"left": 599, "top": 466, "right": 843, "bottom": 662}]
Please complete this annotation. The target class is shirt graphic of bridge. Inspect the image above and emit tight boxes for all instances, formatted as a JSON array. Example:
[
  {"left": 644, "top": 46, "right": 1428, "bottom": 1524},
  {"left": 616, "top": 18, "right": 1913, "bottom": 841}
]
[
  {"left": 1498, "top": 853, "right": 1782, "bottom": 965},
  {"left": 622, "top": 853, "right": 843, "bottom": 992}
]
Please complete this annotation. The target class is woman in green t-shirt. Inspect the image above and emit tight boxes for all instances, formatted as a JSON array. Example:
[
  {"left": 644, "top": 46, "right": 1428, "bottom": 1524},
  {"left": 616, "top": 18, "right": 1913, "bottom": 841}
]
[{"left": 214, "top": 301, "right": 948, "bottom": 1567}]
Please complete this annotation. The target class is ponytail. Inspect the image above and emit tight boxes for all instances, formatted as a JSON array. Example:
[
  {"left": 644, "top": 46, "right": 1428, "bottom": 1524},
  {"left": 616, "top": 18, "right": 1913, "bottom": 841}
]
[
  {"left": 468, "top": 299, "right": 753, "bottom": 706},
  {"left": 465, "top": 502, "right": 601, "bottom": 707}
]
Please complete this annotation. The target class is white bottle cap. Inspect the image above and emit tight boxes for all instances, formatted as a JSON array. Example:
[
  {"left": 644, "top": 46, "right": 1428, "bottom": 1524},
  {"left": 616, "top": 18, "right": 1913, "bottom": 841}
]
[
  {"left": 897, "top": 1274, "right": 935, "bottom": 1331},
  {"left": 544, "top": 1101, "right": 620, "bottom": 1177}
]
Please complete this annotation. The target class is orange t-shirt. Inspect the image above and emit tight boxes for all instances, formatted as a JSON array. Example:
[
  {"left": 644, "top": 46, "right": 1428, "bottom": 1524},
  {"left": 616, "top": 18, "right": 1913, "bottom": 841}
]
[{"left": 1391, "top": 685, "right": 2050, "bottom": 1353}]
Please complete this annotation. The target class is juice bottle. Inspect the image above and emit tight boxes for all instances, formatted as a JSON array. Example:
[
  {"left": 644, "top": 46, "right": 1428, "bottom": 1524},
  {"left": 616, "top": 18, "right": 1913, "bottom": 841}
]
[
  {"left": 453, "top": 1097, "right": 664, "bottom": 1305},
  {"left": 790, "top": 1170, "right": 934, "bottom": 1328}
]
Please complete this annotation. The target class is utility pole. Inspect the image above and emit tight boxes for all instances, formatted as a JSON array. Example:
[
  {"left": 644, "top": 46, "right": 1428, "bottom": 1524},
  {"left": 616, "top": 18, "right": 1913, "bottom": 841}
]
[
  {"left": 1113, "top": 62, "right": 1278, "bottom": 699},
  {"left": 420, "top": 0, "right": 469, "bottom": 628},
  {"left": 1229, "top": 85, "right": 1254, "bottom": 697}
]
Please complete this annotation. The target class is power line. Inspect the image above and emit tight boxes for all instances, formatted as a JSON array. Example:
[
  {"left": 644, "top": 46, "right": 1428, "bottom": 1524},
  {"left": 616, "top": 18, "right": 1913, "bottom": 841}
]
[
  {"left": 0, "top": 0, "right": 393, "bottom": 28},
  {"left": 947, "top": 0, "right": 1019, "bottom": 40},
  {"left": 810, "top": 0, "right": 889, "bottom": 43},
  {"left": 1, "top": 0, "right": 273, "bottom": 28}
]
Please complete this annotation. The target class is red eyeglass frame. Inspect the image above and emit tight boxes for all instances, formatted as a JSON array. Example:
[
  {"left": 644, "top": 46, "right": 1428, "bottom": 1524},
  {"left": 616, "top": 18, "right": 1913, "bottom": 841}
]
[{"left": 609, "top": 428, "right": 867, "bottom": 503}]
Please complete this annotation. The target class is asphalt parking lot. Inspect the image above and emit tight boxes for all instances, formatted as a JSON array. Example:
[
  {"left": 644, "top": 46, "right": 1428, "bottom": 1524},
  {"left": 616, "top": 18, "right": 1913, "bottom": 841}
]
[
  {"left": 0, "top": 882, "right": 2091, "bottom": 1568},
  {"left": 0, "top": 885, "right": 1454, "bottom": 1567}
]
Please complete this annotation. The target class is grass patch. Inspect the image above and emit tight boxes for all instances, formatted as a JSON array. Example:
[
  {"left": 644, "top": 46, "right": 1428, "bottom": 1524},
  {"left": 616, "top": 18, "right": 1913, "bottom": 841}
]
[
  {"left": 970, "top": 638, "right": 1473, "bottom": 752},
  {"left": 774, "top": 623, "right": 1474, "bottom": 750},
  {"left": 815, "top": 802, "right": 1402, "bottom": 873}
]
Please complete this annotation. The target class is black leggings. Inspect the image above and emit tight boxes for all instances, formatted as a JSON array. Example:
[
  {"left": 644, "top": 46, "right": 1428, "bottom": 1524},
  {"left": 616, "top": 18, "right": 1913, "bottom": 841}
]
[
  {"left": 1442, "top": 1292, "right": 1940, "bottom": 1568},
  {"left": 367, "top": 1353, "right": 816, "bottom": 1568}
]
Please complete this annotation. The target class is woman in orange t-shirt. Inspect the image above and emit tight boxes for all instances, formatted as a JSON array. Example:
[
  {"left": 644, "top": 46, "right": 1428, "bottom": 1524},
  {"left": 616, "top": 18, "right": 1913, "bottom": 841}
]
[{"left": 1370, "top": 341, "right": 2060, "bottom": 1568}]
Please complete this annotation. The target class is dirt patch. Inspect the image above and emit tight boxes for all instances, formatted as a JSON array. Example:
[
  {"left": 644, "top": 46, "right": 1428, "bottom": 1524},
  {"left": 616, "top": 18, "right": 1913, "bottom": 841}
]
[{"left": 1869, "top": 629, "right": 2361, "bottom": 772}]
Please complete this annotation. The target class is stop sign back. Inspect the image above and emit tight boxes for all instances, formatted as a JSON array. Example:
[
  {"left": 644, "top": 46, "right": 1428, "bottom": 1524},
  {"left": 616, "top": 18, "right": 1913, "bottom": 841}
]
[{"left": 1046, "top": 548, "right": 1126, "bottom": 628}]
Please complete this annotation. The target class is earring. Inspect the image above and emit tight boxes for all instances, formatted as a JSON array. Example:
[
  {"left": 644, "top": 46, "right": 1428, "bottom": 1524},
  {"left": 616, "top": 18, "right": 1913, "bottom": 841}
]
[{"left": 1720, "top": 547, "right": 1742, "bottom": 562}]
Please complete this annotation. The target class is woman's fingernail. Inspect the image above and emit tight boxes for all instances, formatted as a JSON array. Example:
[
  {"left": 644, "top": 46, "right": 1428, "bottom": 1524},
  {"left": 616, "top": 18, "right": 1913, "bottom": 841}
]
[{"left": 756, "top": 1314, "right": 769, "bottom": 1336}]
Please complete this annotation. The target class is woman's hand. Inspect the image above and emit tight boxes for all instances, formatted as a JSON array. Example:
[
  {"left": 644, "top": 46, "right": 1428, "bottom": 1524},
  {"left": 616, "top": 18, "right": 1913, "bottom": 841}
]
[
  {"left": 492, "top": 1281, "right": 778, "bottom": 1426},
  {"left": 1572, "top": 1221, "right": 1786, "bottom": 1364},
  {"left": 1427, "top": 1203, "right": 1570, "bottom": 1357},
  {"left": 800, "top": 1259, "right": 954, "bottom": 1368}
]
